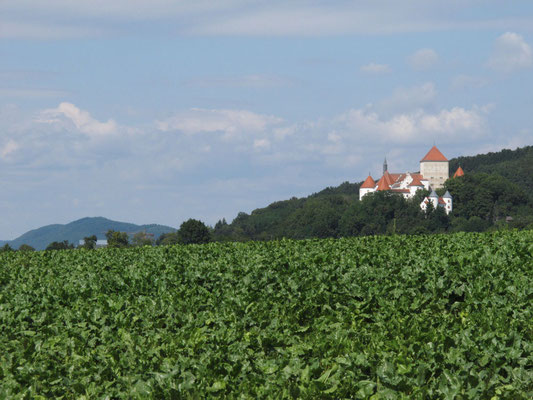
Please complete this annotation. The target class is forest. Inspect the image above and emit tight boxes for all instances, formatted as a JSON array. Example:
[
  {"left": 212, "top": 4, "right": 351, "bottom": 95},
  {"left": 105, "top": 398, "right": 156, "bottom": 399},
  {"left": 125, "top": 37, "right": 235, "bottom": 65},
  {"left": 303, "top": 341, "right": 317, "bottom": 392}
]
[{"left": 212, "top": 145, "right": 533, "bottom": 241}]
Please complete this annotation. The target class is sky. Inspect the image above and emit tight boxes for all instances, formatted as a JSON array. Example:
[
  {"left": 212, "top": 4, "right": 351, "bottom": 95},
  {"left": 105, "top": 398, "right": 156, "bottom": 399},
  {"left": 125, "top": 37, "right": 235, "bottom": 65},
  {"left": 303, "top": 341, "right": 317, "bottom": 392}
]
[{"left": 1, "top": 1, "right": 532, "bottom": 239}]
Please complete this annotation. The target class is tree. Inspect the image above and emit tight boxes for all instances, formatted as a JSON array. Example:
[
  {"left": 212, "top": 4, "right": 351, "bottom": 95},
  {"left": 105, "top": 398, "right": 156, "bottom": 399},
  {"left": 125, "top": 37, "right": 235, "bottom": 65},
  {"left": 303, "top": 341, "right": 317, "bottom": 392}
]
[
  {"left": 1, "top": 243, "right": 14, "bottom": 252},
  {"left": 105, "top": 230, "right": 129, "bottom": 248},
  {"left": 18, "top": 244, "right": 35, "bottom": 252},
  {"left": 177, "top": 219, "right": 211, "bottom": 245},
  {"left": 46, "top": 241, "right": 74, "bottom": 251},
  {"left": 132, "top": 231, "right": 154, "bottom": 247},
  {"left": 81, "top": 235, "right": 97, "bottom": 249},
  {"left": 155, "top": 232, "right": 179, "bottom": 246}
]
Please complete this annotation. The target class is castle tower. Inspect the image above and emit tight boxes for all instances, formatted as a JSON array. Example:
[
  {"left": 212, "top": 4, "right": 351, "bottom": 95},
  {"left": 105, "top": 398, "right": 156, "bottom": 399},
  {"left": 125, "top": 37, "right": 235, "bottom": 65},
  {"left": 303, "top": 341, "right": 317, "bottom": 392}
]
[
  {"left": 442, "top": 190, "right": 453, "bottom": 214},
  {"left": 359, "top": 174, "right": 376, "bottom": 200},
  {"left": 420, "top": 145, "right": 449, "bottom": 189}
]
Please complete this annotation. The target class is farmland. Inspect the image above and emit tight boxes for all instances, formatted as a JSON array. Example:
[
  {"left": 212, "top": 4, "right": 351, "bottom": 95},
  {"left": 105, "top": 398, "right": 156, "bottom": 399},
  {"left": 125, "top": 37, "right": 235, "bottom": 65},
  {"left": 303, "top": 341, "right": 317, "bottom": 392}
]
[{"left": 0, "top": 230, "right": 531, "bottom": 398}]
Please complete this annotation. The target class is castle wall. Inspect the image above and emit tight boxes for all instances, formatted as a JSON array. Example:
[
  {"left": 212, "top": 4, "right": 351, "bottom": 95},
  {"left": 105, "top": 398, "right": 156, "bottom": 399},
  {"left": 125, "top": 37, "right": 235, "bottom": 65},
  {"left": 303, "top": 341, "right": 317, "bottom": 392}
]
[{"left": 420, "top": 161, "right": 449, "bottom": 189}]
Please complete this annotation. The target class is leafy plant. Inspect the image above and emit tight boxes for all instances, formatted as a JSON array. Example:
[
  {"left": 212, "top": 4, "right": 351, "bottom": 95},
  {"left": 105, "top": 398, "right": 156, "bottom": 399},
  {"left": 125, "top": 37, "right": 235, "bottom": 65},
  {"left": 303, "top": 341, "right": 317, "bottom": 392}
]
[{"left": 0, "top": 230, "right": 531, "bottom": 398}]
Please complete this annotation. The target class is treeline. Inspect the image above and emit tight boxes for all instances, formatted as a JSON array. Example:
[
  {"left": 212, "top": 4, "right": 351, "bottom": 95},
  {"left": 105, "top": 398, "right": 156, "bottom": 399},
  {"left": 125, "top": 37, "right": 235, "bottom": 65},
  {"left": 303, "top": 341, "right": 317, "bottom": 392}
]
[
  {"left": 0, "top": 219, "right": 211, "bottom": 252},
  {"left": 212, "top": 145, "right": 533, "bottom": 241},
  {"left": 450, "top": 145, "right": 533, "bottom": 193},
  {"left": 2, "top": 145, "right": 530, "bottom": 250},
  {"left": 211, "top": 173, "right": 532, "bottom": 241}
]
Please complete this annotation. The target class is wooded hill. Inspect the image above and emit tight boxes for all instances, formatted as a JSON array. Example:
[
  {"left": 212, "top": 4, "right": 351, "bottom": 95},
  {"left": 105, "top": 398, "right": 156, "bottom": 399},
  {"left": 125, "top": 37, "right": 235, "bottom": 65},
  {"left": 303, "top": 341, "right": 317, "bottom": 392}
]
[{"left": 213, "top": 145, "right": 533, "bottom": 241}]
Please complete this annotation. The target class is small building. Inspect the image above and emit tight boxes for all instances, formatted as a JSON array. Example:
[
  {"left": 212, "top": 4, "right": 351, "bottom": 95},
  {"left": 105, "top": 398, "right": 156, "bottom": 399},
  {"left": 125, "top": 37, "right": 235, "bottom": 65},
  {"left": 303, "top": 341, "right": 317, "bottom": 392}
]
[{"left": 420, "top": 190, "right": 453, "bottom": 215}]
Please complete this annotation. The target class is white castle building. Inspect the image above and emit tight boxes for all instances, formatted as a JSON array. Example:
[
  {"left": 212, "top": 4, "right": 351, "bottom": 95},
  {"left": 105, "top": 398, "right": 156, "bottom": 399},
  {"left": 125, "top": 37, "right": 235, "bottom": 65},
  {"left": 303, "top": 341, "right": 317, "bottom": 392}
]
[{"left": 359, "top": 146, "right": 463, "bottom": 215}]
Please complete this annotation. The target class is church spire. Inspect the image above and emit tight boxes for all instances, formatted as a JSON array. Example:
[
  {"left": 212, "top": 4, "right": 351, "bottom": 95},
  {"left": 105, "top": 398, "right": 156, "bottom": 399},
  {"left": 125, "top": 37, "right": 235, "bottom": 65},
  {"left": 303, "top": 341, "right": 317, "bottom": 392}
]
[{"left": 383, "top": 157, "right": 388, "bottom": 175}]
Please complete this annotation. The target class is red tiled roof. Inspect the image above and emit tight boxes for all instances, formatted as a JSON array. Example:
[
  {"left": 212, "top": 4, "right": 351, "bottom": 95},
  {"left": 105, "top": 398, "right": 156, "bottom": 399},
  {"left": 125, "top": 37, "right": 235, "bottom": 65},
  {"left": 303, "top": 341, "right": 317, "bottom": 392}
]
[
  {"left": 382, "top": 171, "right": 395, "bottom": 186},
  {"left": 391, "top": 188, "right": 410, "bottom": 193},
  {"left": 389, "top": 173, "right": 401, "bottom": 183},
  {"left": 360, "top": 175, "right": 376, "bottom": 188},
  {"left": 420, "top": 146, "right": 448, "bottom": 162},
  {"left": 409, "top": 175, "right": 424, "bottom": 186},
  {"left": 376, "top": 175, "right": 391, "bottom": 191},
  {"left": 453, "top": 166, "right": 465, "bottom": 178},
  {"left": 438, "top": 197, "right": 446, "bottom": 205}
]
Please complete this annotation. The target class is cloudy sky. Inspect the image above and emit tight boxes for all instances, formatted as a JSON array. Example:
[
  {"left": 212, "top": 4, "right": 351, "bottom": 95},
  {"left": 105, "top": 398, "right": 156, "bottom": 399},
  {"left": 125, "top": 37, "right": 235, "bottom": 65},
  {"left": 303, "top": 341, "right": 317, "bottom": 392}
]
[{"left": 1, "top": 1, "right": 532, "bottom": 239}]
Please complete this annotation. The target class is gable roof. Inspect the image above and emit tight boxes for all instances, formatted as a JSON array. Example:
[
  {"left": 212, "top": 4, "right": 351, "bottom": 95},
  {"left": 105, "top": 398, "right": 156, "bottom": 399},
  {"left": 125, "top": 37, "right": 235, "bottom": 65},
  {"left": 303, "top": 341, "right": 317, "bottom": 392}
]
[
  {"left": 409, "top": 175, "right": 424, "bottom": 186},
  {"left": 376, "top": 175, "right": 391, "bottom": 191},
  {"left": 382, "top": 171, "right": 395, "bottom": 186},
  {"left": 453, "top": 166, "right": 465, "bottom": 178},
  {"left": 420, "top": 146, "right": 448, "bottom": 162},
  {"left": 360, "top": 175, "right": 376, "bottom": 188}
]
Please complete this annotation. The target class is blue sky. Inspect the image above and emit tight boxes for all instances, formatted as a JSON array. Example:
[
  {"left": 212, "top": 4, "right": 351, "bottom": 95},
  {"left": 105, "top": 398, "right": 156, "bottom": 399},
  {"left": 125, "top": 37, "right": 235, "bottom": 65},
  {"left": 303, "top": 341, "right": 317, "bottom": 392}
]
[{"left": 1, "top": 1, "right": 532, "bottom": 239}]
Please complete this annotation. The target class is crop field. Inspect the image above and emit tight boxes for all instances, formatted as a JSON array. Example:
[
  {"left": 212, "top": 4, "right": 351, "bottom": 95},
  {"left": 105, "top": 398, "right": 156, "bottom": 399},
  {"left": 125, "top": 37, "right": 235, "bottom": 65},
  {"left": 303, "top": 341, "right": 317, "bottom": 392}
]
[{"left": 0, "top": 230, "right": 532, "bottom": 398}]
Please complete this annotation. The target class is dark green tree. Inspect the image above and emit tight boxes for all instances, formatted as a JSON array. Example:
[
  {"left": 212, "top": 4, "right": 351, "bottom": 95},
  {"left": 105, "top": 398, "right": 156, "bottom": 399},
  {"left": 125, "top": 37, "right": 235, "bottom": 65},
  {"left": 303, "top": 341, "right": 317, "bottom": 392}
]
[
  {"left": 105, "top": 230, "right": 129, "bottom": 248},
  {"left": 18, "top": 244, "right": 35, "bottom": 251},
  {"left": 1, "top": 243, "right": 14, "bottom": 252},
  {"left": 46, "top": 241, "right": 74, "bottom": 251},
  {"left": 132, "top": 231, "right": 154, "bottom": 247},
  {"left": 81, "top": 235, "right": 97, "bottom": 249},
  {"left": 155, "top": 232, "right": 179, "bottom": 246},
  {"left": 177, "top": 219, "right": 211, "bottom": 245}
]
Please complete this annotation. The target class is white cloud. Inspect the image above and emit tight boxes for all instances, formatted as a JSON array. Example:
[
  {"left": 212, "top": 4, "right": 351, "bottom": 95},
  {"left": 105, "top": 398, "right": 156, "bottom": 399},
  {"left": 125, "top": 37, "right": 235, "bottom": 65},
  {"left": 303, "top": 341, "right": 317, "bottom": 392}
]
[
  {"left": 3, "top": 1, "right": 533, "bottom": 38},
  {"left": 408, "top": 48, "right": 438, "bottom": 70},
  {"left": 156, "top": 108, "right": 283, "bottom": 138},
  {"left": 0, "top": 140, "right": 19, "bottom": 158},
  {"left": 253, "top": 138, "right": 270, "bottom": 150},
  {"left": 360, "top": 63, "right": 391, "bottom": 74},
  {"left": 337, "top": 106, "right": 486, "bottom": 143},
  {"left": 487, "top": 32, "right": 532, "bottom": 72},
  {"left": 37, "top": 102, "right": 118, "bottom": 137}
]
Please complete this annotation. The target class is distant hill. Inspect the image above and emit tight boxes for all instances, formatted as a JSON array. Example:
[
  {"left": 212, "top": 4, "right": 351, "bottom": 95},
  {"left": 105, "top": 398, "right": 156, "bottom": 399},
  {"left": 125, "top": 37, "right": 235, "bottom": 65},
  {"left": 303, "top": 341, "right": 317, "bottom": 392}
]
[{"left": 0, "top": 217, "right": 176, "bottom": 250}]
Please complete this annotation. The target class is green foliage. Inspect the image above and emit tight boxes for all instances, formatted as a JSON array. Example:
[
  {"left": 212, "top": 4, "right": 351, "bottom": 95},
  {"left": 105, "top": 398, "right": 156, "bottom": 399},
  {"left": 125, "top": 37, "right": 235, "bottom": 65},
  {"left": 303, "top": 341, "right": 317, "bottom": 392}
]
[
  {"left": 105, "top": 230, "right": 130, "bottom": 248},
  {"left": 17, "top": 244, "right": 35, "bottom": 252},
  {"left": 155, "top": 232, "right": 180, "bottom": 246},
  {"left": 212, "top": 146, "right": 533, "bottom": 241},
  {"left": 450, "top": 145, "right": 533, "bottom": 193},
  {"left": 45, "top": 240, "right": 74, "bottom": 251},
  {"left": 81, "top": 235, "right": 97, "bottom": 250},
  {"left": 0, "top": 230, "right": 531, "bottom": 398},
  {"left": 131, "top": 232, "right": 154, "bottom": 247},
  {"left": 177, "top": 219, "right": 211, "bottom": 245},
  {"left": 445, "top": 173, "right": 531, "bottom": 222},
  {"left": 0, "top": 243, "right": 14, "bottom": 252}
]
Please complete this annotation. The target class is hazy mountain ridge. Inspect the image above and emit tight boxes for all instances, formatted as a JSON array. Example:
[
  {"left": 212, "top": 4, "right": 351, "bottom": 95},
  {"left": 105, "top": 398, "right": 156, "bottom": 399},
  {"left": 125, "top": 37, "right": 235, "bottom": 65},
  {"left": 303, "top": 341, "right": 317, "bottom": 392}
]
[{"left": 0, "top": 217, "right": 176, "bottom": 250}]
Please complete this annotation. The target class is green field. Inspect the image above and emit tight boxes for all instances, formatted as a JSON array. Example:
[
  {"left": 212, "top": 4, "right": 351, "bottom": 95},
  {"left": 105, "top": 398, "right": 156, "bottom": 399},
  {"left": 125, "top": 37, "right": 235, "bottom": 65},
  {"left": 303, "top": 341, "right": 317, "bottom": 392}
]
[{"left": 1, "top": 231, "right": 532, "bottom": 398}]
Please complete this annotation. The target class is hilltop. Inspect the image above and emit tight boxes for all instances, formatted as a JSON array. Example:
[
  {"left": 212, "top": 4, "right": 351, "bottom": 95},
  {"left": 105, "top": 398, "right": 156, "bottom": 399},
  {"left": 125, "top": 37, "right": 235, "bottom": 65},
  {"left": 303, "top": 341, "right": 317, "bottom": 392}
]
[
  {"left": 0, "top": 217, "right": 176, "bottom": 250},
  {"left": 214, "top": 145, "right": 533, "bottom": 241}
]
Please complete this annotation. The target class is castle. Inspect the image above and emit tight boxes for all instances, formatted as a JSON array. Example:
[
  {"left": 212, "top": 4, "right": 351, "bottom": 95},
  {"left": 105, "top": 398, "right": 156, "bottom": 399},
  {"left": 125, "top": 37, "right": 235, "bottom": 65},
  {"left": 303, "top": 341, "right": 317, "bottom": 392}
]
[{"left": 359, "top": 146, "right": 463, "bottom": 215}]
